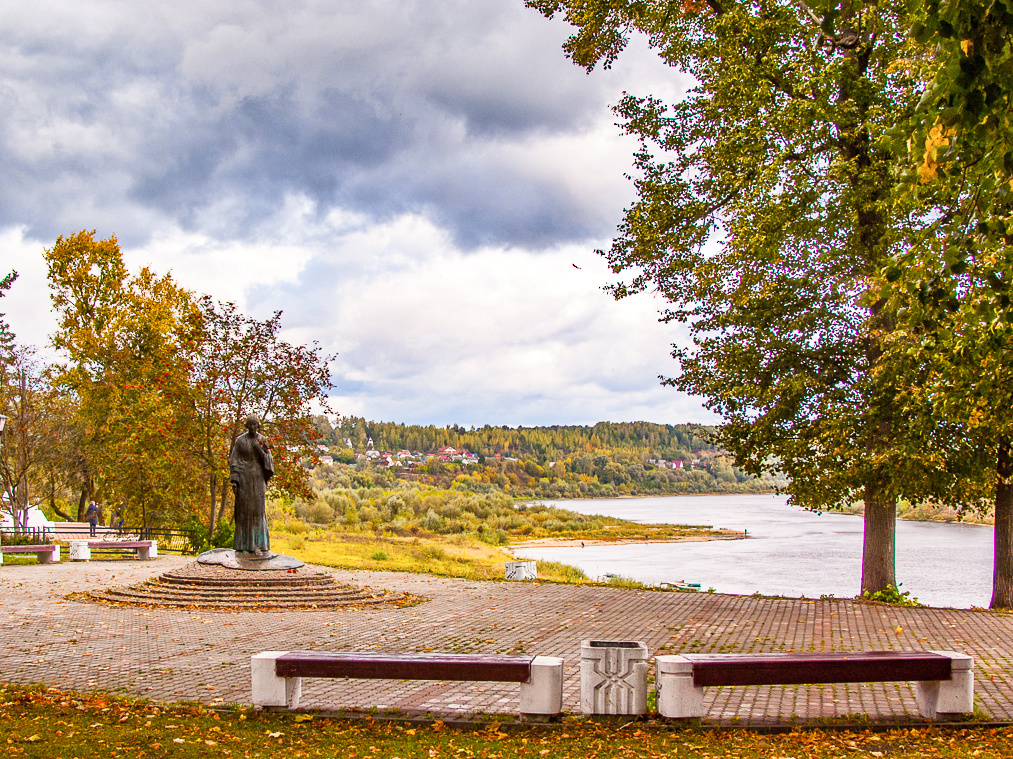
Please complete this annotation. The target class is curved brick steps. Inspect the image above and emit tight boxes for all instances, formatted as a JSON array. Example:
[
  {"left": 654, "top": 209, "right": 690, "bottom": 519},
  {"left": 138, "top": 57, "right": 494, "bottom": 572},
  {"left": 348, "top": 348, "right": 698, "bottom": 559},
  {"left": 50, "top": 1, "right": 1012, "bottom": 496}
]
[
  {"left": 81, "top": 561, "right": 415, "bottom": 610},
  {"left": 158, "top": 571, "right": 337, "bottom": 589}
]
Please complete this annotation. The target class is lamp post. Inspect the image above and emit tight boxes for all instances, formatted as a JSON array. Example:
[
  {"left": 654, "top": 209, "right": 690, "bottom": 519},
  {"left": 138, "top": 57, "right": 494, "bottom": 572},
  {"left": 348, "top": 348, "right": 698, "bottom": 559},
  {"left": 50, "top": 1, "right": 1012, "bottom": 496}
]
[{"left": 0, "top": 415, "right": 6, "bottom": 536}]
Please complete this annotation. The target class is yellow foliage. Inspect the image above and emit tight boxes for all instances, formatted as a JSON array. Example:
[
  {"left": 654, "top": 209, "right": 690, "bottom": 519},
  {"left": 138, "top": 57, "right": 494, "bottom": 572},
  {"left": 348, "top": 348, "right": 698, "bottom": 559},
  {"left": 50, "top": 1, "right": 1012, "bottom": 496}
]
[{"left": 918, "top": 122, "right": 953, "bottom": 182}]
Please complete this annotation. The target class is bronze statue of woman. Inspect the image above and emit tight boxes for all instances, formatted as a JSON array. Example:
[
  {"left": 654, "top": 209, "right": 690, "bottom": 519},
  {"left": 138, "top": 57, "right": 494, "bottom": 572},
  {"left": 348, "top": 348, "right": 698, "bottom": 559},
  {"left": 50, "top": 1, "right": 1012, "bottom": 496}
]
[{"left": 230, "top": 414, "right": 274, "bottom": 557}]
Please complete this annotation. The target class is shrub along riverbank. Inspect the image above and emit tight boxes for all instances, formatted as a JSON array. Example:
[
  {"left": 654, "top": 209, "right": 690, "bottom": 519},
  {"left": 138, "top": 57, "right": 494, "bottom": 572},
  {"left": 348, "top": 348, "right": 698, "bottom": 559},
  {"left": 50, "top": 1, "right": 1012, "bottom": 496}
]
[
  {"left": 273, "top": 474, "right": 725, "bottom": 544},
  {"left": 265, "top": 481, "right": 730, "bottom": 581},
  {"left": 263, "top": 480, "right": 729, "bottom": 579}
]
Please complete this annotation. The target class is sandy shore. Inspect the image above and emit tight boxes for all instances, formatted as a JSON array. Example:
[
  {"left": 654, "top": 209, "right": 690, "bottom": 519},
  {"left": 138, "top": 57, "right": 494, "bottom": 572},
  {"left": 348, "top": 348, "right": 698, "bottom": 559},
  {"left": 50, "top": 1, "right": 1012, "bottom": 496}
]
[{"left": 509, "top": 531, "right": 745, "bottom": 549}]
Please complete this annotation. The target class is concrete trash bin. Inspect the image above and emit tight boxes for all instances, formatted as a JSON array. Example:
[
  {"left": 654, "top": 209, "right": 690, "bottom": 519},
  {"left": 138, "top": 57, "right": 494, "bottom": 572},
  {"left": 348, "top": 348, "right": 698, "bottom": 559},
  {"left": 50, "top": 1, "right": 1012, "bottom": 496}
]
[{"left": 580, "top": 639, "right": 649, "bottom": 715}]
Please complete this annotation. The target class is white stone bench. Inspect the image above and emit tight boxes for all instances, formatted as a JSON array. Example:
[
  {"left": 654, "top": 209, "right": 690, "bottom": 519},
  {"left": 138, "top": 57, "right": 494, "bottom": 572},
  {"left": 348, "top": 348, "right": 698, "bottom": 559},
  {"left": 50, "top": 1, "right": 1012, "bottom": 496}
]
[
  {"left": 251, "top": 650, "right": 563, "bottom": 718},
  {"left": 0, "top": 544, "right": 60, "bottom": 565},
  {"left": 656, "top": 650, "right": 973, "bottom": 720},
  {"left": 68, "top": 540, "right": 157, "bottom": 561}
]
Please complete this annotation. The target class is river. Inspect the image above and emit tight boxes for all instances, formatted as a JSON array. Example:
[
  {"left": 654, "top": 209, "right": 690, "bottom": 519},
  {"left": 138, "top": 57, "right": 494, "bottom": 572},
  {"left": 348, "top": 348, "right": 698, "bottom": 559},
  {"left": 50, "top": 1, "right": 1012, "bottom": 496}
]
[{"left": 511, "top": 494, "right": 994, "bottom": 609}]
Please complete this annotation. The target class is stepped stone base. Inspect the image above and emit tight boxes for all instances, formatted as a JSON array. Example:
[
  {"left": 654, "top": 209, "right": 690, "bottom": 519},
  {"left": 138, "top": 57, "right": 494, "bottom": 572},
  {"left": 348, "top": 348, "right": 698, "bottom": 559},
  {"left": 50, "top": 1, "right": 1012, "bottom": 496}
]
[{"left": 79, "top": 560, "right": 416, "bottom": 611}]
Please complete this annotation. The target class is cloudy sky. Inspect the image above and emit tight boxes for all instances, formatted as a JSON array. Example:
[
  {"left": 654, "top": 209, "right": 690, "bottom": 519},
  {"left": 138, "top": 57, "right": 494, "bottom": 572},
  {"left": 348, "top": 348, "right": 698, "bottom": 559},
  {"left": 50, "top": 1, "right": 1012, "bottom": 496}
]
[{"left": 0, "top": 0, "right": 714, "bottom": 427}]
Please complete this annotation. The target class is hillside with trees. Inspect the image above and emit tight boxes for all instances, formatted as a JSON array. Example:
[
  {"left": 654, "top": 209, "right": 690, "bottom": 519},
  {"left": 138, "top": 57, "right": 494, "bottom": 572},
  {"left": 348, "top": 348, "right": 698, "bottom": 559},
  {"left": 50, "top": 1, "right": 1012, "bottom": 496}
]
[{"left": 313, "top": 417, "right": 786, "bottom": 499}]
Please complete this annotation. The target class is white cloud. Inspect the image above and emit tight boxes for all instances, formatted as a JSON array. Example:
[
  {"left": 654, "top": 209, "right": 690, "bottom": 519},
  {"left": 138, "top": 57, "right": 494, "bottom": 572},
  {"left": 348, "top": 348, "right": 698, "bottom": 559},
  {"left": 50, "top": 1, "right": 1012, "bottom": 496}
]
[
  {"left": 0, "top": 1, "right": 715, "bottom": 428},
  {"left": 1, "top": 213, "right": 718, "bottom": 427}
]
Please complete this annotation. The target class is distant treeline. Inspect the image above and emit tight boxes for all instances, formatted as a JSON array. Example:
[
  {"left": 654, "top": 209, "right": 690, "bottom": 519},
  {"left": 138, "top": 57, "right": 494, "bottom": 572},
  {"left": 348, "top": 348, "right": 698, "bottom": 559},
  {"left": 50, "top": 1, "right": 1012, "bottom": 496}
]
[
  {"left": 317, "top": 417, "right": 726, "bottom": 464},
  {"left": 313, "top": 418, "right": 785, "bottom": 498}
]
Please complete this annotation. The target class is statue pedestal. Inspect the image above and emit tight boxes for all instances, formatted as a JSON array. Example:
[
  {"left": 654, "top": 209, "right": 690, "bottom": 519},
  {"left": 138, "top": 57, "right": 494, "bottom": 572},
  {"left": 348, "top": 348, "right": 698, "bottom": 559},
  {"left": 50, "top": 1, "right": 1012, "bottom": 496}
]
[{"left": 197, "top": 547, "right": 305, "bottom": 571}]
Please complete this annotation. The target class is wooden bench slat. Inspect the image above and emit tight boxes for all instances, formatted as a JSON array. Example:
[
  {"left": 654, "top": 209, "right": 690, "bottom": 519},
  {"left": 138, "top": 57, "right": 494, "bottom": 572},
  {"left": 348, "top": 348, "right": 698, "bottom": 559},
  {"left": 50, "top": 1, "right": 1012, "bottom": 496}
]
[
  {"left": 276, "top": 651, "right": 535, "bottom": 683},
  {"left": 686, "top": 651, "right": 952, "bottom": 687},
  {"left": 87, "top": 541, "right": 151, "bottom": 549},
  {"left": 0, "top": 545, "right": 56, "bottom": 554}
]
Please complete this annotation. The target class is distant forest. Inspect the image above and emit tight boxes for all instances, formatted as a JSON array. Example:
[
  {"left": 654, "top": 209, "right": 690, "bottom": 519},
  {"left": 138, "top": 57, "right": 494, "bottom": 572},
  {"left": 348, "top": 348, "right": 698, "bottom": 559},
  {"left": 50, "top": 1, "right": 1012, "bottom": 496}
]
[
  {"left": 320, "top": 417, "right": 720, "bottom": 462},
  {"left": 312, "top": 417, "right": 785, "bottom": 499}
]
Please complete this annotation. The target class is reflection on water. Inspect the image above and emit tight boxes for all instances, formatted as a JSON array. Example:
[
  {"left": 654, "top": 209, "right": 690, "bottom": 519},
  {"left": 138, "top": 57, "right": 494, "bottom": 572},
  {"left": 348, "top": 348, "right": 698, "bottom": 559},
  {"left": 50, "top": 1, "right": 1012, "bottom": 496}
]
[{"left": 511, "top": 494, "right": 993, "bottom": 609}]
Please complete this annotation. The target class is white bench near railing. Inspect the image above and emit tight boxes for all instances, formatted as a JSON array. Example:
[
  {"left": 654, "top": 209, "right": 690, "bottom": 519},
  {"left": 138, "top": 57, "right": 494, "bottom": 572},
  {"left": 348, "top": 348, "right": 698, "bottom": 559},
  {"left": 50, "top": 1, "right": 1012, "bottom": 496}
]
[
  {"left": 0, "top": 544, "right": 60, "bottom": 565},
  {"left": 68, "top": 540, "right": 157, "bottom": 561}
]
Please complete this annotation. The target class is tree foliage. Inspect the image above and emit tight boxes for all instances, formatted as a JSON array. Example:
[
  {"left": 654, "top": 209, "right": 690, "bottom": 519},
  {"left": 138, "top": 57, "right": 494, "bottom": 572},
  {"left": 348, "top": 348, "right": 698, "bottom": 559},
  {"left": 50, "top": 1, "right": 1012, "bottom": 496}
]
[
  {"left": 45, "top": 231, "right": 205, "bottom": 526},
  {"left": 324, "top": 417, "right": 721, "bottom": 463},
  {"left": 877, "top": 0, "right": 1013, "bottom": 606},
  {"left": 42, "top": 231, "right": 333, "bottom": 533},
  {"left": 192, "top": 297, "right": 335, "bottom": 535},
  {"left": 0, "top": 270, "right": 15, "bottom": 361},
  {"left": 528, "top": 0, "right": 936, "bottom": 592},
  {"left": 0, "top": 348, "right": 66, "bottom": 529}
]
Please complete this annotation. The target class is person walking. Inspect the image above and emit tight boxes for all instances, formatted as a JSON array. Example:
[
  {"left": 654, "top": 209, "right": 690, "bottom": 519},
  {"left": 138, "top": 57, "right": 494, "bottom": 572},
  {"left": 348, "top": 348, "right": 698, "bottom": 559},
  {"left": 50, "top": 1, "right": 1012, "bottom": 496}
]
[{"left": 86, "top": 501, "right": 99, "bottom": 537}]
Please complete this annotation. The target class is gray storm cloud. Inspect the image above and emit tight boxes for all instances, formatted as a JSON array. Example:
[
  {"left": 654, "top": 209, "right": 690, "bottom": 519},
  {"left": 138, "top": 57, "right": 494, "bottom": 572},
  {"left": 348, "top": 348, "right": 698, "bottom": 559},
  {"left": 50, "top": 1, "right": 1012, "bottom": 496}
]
[
  {"left": 0, "top": 0, "right": 631, "bottom": 248},
  {"left": 0, "top": 0, "right": 714, "bottom": 426}
]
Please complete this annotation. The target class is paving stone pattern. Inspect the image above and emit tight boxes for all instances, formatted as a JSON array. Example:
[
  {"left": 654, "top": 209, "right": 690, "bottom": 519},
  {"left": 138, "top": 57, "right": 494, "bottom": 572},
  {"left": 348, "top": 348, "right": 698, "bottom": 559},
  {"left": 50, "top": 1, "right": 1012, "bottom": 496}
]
[{"left": 2, "top": 557, "right": 1013, "bottom": 725}]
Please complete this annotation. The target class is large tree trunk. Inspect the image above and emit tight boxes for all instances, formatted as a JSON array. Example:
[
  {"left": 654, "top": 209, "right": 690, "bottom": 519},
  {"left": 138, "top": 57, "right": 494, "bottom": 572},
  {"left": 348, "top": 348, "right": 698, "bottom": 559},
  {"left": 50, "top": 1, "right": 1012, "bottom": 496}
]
[
  {"left": 991, "top": 439, "right": 1013, "bottom": 609},
  {"left": 76, "top": 479, "right": 92, "bottom": 522},
  {"left": 216, "top": 477, "right": 232, "bottom": 527},
  {"left": 207, "top": 473, "right": 217, "bottom": 536},
  {"left": 861, "top": 481, "right": 896, "bottom": 594},
  {"left": 48, "top": 477, "right": 72, "bottom": 520}
]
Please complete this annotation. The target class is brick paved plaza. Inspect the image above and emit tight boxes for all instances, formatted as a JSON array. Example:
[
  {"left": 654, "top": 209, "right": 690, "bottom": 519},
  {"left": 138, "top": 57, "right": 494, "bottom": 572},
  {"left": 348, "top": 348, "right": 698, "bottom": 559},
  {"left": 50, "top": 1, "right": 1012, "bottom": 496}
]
[{"left": 2, "top": 555, "right": 1012, "bottom": 725}]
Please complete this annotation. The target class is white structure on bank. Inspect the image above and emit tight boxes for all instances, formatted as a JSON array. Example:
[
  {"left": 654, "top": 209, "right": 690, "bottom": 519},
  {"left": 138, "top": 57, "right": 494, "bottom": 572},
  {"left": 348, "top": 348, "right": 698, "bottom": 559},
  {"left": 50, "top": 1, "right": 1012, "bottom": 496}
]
[{"left": 505, "top": 560, "right": 537, "bottom": 580}]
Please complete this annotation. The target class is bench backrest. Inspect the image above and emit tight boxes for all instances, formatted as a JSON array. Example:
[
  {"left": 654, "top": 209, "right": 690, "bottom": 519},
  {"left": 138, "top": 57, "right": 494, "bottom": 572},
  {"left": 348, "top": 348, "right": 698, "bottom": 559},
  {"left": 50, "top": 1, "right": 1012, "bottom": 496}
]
[
  {"left": 276, "top": 651, "right": 535, "bottom": 682},
  {"left": 0, "top": 545, "right": 56, "bottom": 553},
  {"left": 685, "top": 651, "right": 953, "bottom": 686}
]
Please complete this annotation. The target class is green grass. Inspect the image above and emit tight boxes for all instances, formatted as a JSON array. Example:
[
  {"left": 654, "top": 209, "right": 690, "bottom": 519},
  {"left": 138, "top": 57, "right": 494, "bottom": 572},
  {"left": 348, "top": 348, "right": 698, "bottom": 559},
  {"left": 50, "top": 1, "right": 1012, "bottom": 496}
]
[
  {"left": 275, "top": 483, "right": 730, "bottom": 545},
  {"left": 0, "top": 554, "right": 37, "bottom": 565},
  {"left": 273, "top": 531, "right": 516, "bottom": 580},
  {"left": 535, "top": 559, "right": 588, "bottom": 583},
  {"left": 1, "top": 684, "right": 1010, "bottom": 758},
  {"left": 270, "top": 531, "right": 697, "bottom": 589}
]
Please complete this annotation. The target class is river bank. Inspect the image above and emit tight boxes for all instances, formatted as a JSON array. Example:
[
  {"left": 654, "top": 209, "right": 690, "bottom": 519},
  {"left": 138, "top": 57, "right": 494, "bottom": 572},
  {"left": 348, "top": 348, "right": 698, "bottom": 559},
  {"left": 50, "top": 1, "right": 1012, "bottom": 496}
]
[
  {"left": 522, "top": 492, "right": 996, "bottom": 525},
  {"left": 510, "top": 529, "right": 744, "bottom": 548},
  {"left": 511, "top": 494, "right": 996, "bottom": 608}
]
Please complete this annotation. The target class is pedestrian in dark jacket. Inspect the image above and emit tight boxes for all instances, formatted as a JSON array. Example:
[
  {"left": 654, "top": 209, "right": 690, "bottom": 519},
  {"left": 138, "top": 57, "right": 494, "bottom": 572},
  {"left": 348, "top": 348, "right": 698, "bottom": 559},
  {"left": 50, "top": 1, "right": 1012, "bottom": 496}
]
[{"left": 86, "top": 501, "right": 99, "bottom": 537}]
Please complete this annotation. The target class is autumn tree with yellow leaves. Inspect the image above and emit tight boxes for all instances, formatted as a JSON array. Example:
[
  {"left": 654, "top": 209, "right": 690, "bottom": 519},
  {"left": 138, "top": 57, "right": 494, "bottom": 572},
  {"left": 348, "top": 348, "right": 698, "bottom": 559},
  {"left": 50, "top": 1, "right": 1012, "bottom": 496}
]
[{"left": 44, "top": 231, "right": 333, "bottom": 535}]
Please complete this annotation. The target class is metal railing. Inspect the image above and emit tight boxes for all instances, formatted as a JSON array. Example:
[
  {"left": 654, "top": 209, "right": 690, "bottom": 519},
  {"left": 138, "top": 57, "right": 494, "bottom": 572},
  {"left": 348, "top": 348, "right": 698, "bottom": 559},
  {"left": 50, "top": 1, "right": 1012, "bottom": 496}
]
[
  {"left": 132, "top": 527, "right": 203, "bottom": 555},
  {"left": 0, "top": 526, "right": 53, "bottom": 546},
  {"left": 1, "top": 524, "right": 203, "bottom": 554}
]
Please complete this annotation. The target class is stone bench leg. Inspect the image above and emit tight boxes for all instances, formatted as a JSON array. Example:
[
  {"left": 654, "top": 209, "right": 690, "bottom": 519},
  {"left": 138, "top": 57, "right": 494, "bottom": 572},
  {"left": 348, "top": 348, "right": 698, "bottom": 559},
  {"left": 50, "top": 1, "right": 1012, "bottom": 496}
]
[
  {"left": 38, "top": 546, "right": 60, "bottom": 564},
  {"left": 915, "top": 651, "right": 974, "bottom": 718},
  {"left": 251, "top": 651, "right": 301, "bottom": 709},
  {"left": 519, "top": 656, "right": 563, "bottom": 717},
  {"left": 69, "top": 541, "right": 91, "bottom": 561},
  {"left": 656, "top": 655, "right": 706, "bottom": 718},
  {"left": 137, "top": 542, "right": 157, "bottom": 560}
]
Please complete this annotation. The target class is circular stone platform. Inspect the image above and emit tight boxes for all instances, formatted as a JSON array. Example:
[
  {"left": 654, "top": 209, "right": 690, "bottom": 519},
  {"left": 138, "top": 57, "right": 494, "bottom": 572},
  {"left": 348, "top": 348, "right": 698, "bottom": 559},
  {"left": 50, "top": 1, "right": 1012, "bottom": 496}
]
[
  {"left": 81, "top": 561, "right": 415, "bottom": 610},
  {"left": 196, "top": 547, "right": 305, "bottom": 570}
]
